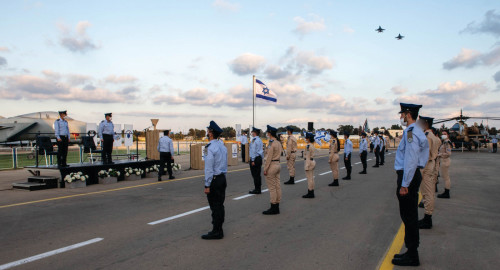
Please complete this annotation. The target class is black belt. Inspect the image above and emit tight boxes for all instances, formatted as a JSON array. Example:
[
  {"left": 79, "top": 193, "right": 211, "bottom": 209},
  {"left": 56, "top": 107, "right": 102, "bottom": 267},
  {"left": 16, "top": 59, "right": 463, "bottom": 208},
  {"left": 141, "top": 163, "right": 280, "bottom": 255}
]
[
  {"left": 272, "top": 159, "right": 280, "bottom": 162},
  {"left": 291, "top": 151, "right": 296, "bottom": 153},
  {"left": 60, "top": 135, "right": 68, "bottom": 138},
  {"left": 103, "top": 134, "right": 113, "bottom": 137},
  {"left": 304, "top": 158, "right": 313, "bottom": 160}
]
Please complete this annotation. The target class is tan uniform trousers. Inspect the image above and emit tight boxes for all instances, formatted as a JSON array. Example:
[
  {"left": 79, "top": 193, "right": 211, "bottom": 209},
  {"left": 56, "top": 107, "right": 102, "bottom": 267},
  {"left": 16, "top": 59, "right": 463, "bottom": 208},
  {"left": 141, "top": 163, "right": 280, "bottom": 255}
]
[
  {"left": 329, "top": 154, "right": 339, "bottom": 180},
  {"left": 440, "top": 158, "right": 451, "bottom": 189},
  {"left": 265, "top": 162, "right": 281, "bottom": 204},
  {"left": 421, "top": 160, "right": 436, "bottom": 215},
  {"left": 306, "top": 169, "right": 315, "bottom": 190},
  {"left": 287, "top": 153, "right": 296, "bottom": 177}
]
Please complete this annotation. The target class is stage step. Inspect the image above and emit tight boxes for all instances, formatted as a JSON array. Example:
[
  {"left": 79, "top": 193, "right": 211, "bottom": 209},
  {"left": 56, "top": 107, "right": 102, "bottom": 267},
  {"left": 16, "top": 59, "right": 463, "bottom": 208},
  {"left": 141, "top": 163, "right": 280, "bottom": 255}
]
[{"left": 12, "top": 182, "right": 48, "bottom": 191}]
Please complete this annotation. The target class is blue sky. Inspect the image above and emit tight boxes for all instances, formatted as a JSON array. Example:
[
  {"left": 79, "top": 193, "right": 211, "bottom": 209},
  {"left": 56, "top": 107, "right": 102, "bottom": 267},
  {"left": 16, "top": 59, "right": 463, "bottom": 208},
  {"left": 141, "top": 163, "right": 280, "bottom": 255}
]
[{"left": 1, "top": 0, "right": 500, "bottom": 132}]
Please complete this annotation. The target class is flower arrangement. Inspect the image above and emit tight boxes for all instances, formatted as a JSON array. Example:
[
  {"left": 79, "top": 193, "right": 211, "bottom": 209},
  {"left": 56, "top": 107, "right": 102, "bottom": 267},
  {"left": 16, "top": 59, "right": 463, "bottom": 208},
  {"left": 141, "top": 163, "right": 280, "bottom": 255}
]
[
  {"left": 124, "top": 167, "right": 144, "bottom": 177},
  {"left": 172, "top": 163, "right": 181, "bottom": 171},
  {"left": 146, "top": 165, "right": 159, "bottom": 173},
  {"left": 64, "top": 172, "right": 88, "bottom": 183},
  {"left": 98, "top": 168, "right": 120, "bottom": 178}
]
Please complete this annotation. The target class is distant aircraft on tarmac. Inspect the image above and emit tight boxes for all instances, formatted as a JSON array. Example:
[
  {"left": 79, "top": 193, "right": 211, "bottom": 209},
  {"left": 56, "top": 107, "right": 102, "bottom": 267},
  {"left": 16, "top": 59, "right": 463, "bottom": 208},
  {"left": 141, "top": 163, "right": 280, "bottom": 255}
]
[
  {"left": 375, "top": 26, "right": 385, "bottom": 33},
  {"left": 395, "top": 33, "right": 404, "bottom": 40},
  {"left": 0, "top": 111, "right": 87, "bottom": 144}
]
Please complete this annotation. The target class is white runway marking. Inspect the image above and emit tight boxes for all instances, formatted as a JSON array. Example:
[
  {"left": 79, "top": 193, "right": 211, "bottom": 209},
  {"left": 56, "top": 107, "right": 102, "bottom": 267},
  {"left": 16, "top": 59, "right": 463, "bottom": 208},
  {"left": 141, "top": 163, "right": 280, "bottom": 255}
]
[
  {"left": 0, "top": 238, "right": 103, "bottom": 270},
  {"left": 233, "top": 189, "right": 269, "bottom": 200},
  {"left": 340, "top": 167, "right": 345, "bottom": 169},
  {"left": 295, "top": 178, "right": 307, "bottom": 183},
  {"left": 148, "top": 206, "right": 210, "bottom": 225},
  {"left": 355, "top": 162, "right": 361, "bottom": 164},
  {"left": 367, "top": 159, "right": 372, "bottom": 161},
  {"left": 319, "top": 171, "right": 332, "bottom": 175}
]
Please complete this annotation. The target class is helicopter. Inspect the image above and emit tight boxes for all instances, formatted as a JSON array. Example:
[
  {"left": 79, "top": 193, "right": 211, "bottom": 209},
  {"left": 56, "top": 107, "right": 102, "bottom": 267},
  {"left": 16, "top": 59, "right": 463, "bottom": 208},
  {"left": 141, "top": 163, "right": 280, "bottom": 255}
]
[{"left": 434, "top": 109, "right": 500, "bottom": 150}]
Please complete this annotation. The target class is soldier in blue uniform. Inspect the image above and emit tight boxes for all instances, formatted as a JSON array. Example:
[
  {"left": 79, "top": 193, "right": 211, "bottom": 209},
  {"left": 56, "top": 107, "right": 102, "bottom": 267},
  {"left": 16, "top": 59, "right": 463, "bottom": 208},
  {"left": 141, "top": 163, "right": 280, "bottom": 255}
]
[
  {"left": 98, "top": 113, "right": 115, "bottom": 164},
  {"left": 202, "top": 121, "right": 228, "bottom": 240},
  {"left": 342, "top": 132, "right": 353, "bottom": 180},
  {"left": 54, "top": 110, "right": 70, "bottom": 168},
  {"left": 249, "top": 127, "right": 264, "bottom": 194},
  {"left": 392, "top": 103, "right": 429, "bottom": 267},
  {"left": 157, "top": 130, "right": 175, "bottom": 181},
  {"left": 373, "top": 131, "right": 381, "bottom": 167},
  {"left": 359, "top": 132, "right": 368, "bottom": 174},
  {"left": 379, "top": 133, "right": 385, "bottom": 165}
]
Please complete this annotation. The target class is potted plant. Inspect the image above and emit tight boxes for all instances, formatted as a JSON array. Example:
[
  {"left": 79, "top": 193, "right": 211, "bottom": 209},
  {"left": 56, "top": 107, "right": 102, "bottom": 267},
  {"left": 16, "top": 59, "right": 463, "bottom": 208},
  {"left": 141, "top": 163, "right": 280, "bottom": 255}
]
[
  {"left": 172, "top": 163, "right": 182, "bottom": 172},
  {"left": 64, "top": 172, "right": 88, "bottom": 189},
  {"left": 98, "top": 168, "right": 120, "bottom": 184},
  {"left": 124, "top": 167, "right": 143, "bottom": 181},
  {"left": 146, "top": 164, "right": 160, "bottom": 178}
]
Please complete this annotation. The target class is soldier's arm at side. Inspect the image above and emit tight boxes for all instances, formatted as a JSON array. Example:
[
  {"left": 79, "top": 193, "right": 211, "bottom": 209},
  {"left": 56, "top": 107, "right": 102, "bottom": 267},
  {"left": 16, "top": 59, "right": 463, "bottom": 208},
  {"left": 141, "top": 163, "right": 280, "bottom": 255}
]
[
  {"left": 204, "top": 147, "right": 215, "bottom": 193},
  {"left": 401, "top": 137, "right": 420, "bottom": 188},
  {"left": 263, "top": 143, "right": 273, "bottom": 174},
  {"left": 54, "top": 121, "right": 61, "bottom": 141}
]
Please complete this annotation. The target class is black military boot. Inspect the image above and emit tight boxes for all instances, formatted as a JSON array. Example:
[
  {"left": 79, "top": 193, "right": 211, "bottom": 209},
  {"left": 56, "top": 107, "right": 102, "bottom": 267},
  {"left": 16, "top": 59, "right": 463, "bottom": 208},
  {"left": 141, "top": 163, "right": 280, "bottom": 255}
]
[
  {"left": 302, "top": 189, "right": 315, "bottom": 198},
  {"left": 249, "top": 189, "right": 261, "bottom": 194},
  {"left": 284, "top": 177, "right": 295, "bottom": 185},
  {"left": 392, "top": 249, "right": 419, "bottom": 266},
  {"left": 418, "top": 201, "right": 424, "bottom": 208},
  {"left": 342, "top": 175, "right": 351, "bottom": 180},
  {"left": 201, "top": 227, "right": 224, "bottom": 240},
  {"left": 359, "top": 170, "right": 367, "bottom": 174},
  {"left": 393, "top": 250, "right": 408, "bottom": 259},
  {"left": 328, "top": 179, "right": 339, "bottom": 186},
  {"left": 437, "top": 189, "right": 450, "bottom": 199},
  {"left": 418, "top": 214, "right": 433, "bottom": 229},
  {"left": 263, "top": 203, "right": 279, "bottom": 215}
]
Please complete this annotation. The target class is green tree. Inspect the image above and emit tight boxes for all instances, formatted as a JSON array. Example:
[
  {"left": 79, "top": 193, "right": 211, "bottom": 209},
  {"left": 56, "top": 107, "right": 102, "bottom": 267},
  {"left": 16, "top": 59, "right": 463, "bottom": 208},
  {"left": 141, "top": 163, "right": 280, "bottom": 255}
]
[
  {"left": 372, "top": 127, "right": 380, "bottom": 133},
  {"left": 338, "top": 125, "right": 354, "bottom": 135},
  {"left": 221, "top": 127, "right": 236, "bottom": 139}
]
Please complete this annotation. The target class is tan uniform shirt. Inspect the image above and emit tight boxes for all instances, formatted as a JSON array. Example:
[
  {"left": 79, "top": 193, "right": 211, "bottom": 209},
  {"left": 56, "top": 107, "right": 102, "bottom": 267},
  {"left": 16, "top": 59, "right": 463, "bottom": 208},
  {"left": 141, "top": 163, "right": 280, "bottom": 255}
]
[
  {"left": 264, "top": 139, "right": 282, "bottom": 172},
  {"left": 304, "top": 143, "right": 316, "bottom": 171},
  {"left": 328, "top": 139, "right": 338, "bottom": 162},
  {"left": 425, "top": 130, "right": 440, "bottom": 162},
  {"left": 286, "top": 135, "right": 297, "bottom": 156}
]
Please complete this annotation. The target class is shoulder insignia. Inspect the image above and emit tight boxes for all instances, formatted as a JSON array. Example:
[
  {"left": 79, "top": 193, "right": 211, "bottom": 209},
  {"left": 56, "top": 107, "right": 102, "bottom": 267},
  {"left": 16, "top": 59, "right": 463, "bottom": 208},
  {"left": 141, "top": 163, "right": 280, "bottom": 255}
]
[
  {"left": 408, "top": 129, "right": 413, "bottom": 143},
  {"left": 425, "top": 132, "right": 429, "bottom": 136},
  {"left": 307, "top": 145, "right": 310, "bottom": 149}
]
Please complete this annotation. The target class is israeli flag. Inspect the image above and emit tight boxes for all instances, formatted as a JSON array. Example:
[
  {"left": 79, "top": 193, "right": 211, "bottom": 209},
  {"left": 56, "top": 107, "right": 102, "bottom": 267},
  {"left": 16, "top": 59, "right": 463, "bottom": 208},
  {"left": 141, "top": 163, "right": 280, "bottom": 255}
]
[
  {"left": 255, "top": 79, "right": 277, "bottom": 102},
  {"left": 314, "top": 130, "right": 327, "bottom": 146}
]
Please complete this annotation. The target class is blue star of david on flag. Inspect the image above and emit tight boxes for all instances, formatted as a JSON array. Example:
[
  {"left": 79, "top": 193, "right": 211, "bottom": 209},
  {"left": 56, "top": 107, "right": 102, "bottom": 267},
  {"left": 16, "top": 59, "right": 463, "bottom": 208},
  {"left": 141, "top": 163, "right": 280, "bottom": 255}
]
[{"left": 255, "top": 78, "right": 277, "bottom": 103}]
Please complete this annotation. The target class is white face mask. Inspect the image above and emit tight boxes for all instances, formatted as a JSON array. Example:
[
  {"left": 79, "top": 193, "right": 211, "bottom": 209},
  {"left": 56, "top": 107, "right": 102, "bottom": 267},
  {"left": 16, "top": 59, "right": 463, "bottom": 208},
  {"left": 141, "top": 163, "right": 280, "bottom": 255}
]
[
  {"left": 441, "top": 135, "right": 448, "bottom": 140},
  {"left": 400, "top": 117, "right": 408, "bottom": 127}
]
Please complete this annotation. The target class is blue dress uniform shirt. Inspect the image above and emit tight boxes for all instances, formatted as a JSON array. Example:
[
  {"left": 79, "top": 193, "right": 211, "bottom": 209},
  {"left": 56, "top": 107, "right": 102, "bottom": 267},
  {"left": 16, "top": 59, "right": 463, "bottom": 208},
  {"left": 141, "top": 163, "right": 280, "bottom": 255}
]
[
  {"left": 373, "top": 136, "right": 380, "bottom": 148},
  {"left": 249, "top": 136, "right": 264, "bottom": 161},
  {"left": 344, "top": 139, "right": 353, "bottom": 155},
  {"left": 240, "top": 135, "right": 248, "bottom": 145},
  {"left": 394, "top": 123, "right": 429, "bottom": 188},
  {"left": 379, "top": 136, "right": 385, "bottom": 147},
  {"left": 157, "top": 136, "right": 174, "bottom": 153},
  {"left": 98, "top": 120, "right": 115, "bottom": 138},
  {"left": 54, "top": 118, "right": 70, "bottom": 139},
  {"left": 359, "top": 138, "right": 368, "bottom": 152},
  {"left": 204, "top": 139, "right": 228, "bottom": 187}
]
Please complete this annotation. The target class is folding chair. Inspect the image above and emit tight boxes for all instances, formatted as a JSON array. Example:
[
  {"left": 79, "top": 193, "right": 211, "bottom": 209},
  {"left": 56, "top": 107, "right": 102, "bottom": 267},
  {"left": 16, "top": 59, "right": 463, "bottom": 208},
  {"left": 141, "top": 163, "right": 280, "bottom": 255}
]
[{"left": 82, "top": 136, "right": 103, "bottom": 164}]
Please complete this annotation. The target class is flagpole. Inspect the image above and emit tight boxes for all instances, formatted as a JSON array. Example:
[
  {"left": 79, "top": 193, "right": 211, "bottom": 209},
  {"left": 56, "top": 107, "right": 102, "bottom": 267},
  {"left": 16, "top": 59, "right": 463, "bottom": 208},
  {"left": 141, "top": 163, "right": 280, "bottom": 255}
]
[{"left": 252, "top": 75, "right": 255, "bottom": 128}]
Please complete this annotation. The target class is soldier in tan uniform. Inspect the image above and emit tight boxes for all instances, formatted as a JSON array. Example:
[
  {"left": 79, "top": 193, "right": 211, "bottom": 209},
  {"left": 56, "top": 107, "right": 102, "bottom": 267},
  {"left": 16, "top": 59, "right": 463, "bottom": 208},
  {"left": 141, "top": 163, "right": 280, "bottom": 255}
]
[
  {"left": 328, "top": 130, "right": 340, "bottom": 187},
  {"left": 284, "top": 126, "right": 298, "bottom": 185},
  {"left": 262, "top": 125, "right": 282, "bottom": 215},
  {"left": 418, "top": 116, "right": 440, "bottom": 229},
  {"left": 437, "top": 130, "right": 452, "bottom": 199},
  {"left": 303, "top": 133, "right": 317, "bottom": 198}
]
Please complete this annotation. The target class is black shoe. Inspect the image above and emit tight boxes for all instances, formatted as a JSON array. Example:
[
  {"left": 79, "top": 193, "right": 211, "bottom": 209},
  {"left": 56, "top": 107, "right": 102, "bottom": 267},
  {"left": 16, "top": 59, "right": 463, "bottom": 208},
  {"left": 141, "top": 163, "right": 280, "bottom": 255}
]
[
  {"left": 249, "top": 189, "right": 262, "bottom": 194},
  {"left": 372, "top": 165, "right": 379, "bottom": 168},
  {"left": 169, "top": 176, "right": 175, "bottom": 179},
  {"left": 393, "top": 251, "right": 408, "bottom": 259},
  {"left": 418, "top": 214, "right": 433, "bottom": 229},
  {"left": 302, "top": 190, "right": 315, "bottom": 198},
  {"left": 359, "top": 170, "right": 367, "bottom": 174},
  {"left": 108, "top": 161, "right": 115, "bottom": 165},
  {"left": 437, "top": 189, "right": 450, "bottom": 199},
  {"left": 418, "top": 201, "right": 424, "bottom": 208},
  {"left": 262, "top": 203, "right": 279, "bottom": 215},
  {"left": 284, "top": 177, "right": 295, "bottom": 185},
  {"left": 380, "top": 163, "right": 384, "bottom": 166},
  {"left": 201, "top": 230, "right": 224, "bottom": 240},
  {"left": 392, "top": 253, "right": 419, "bottom": 266},
  {"left": 328, "top": 179, "right": 339, "bottom": 186},
  {"left": 158, "top": 178, "right": 162, "bottom": 182},
  {"left": 342, "top": 176, "right": 351, "bottom": 180},
  {"left": 61, "top": 164, "right": 70, "bottom": 168}
]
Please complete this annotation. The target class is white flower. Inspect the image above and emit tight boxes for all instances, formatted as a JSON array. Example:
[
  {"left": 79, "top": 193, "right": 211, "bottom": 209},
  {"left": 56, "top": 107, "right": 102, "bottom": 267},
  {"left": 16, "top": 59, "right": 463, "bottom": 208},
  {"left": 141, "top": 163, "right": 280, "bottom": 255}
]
[
  {"left": 117, "top": 172, "right": 121, "bottom": 176},
  {"left": 67, "top": 178, "right": 73, "bottom": 183},
  {"left": 78, "top": 172, "right": 83, "bottom": 175},
  {"left": 109, "top": 168, "right": 112, "bottom": 171},
  {"left": 125, "top": 173, "right": 130, "bottom": 177},
  {"left": 164, "top": 168, "right": 167, "bottom": 171},
  {"left": 75, "top": 175, "right": 80, "bottom": 179},
  {"left": 136, "top": 172, "right": 140, "bottom": 176},
  {"left": 146, "top": 168, "right": 149, "bottom": 173},
  {"left": 80, "top": 176, "right": 86, "bottom": 181}
]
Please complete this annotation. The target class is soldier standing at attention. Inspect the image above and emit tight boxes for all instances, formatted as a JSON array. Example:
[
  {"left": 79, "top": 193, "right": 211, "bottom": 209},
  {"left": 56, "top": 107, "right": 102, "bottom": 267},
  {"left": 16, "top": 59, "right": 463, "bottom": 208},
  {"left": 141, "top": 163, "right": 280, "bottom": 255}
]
[
  {"left": 379, "top": 133, "right": 386, "bottom": 165},
  {"left": 392, "top": 103, "right": 428, "bottom": 267},
  {"left": 417, "top": 116, "right": 440, "bottom": 230},
  {"left": 342, "top": 132, "right": 353, "bottom": 180},
  {"left": 437, "top": 130, "right": 452, "bottom": 199},
  {"left": 328, "top": 130, "right": 340, "bottom": 186},
  {"left": 492, "top": 137, "right": 498, "bottom": 153},
  {"left": 202, "top": 121, "right": 227, "bottom": 240},
  {"left": 373, "top": 131, "right": 381, "bottom": 167},
  {"left": 157, "top": 130, "right": 175, "bottom": 181},
  {"left": 262, "top": 125, "right": 282, "bottom": 215},
  {"left": 240, "top": 131, "right": 248, "bottom": 162},
  {"left": 284, "top": 126, "right": 298, "bottom": 185},
  {"left": 98, "top": 113, "right": 115, "bottom": 164},
  {"left": 359, "top": 132, "right": 368, "bottom": 174},
  {"left": 54, "top": 110, "right": 70, "bottom": 168},
  {"left": 249, "top": 128, "right": 264, "bottom": 194},
  {"left": 302, "top": 133, "right": 317, "bottom": 198},
  {"left": 369, "top": 134, "right": 375, "bottom": 153}
]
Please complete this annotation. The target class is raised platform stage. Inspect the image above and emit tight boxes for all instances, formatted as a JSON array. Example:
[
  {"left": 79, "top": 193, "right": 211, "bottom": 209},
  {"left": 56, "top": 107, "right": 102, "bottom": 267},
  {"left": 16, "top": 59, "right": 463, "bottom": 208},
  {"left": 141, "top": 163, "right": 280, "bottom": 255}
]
[{"left": 23, "top": 159, "right": 159, "bottom": 188}]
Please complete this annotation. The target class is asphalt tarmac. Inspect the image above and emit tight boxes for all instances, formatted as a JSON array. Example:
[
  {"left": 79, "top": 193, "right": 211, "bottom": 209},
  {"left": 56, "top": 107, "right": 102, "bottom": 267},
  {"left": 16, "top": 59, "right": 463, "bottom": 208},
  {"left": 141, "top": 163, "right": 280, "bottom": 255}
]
[{"left": 0, "top": 149, "right": 499, "bottom": 270}]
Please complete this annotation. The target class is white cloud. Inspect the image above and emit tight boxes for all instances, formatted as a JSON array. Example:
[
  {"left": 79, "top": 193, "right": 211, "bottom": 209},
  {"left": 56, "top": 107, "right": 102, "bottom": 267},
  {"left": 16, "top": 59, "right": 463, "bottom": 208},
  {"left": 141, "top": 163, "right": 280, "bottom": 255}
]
[
  {"left": 293, "top": 14, "right": 326, "bottom": 38},
  {"left": 228, "top": 53, "right": 266, "bottom": 75},
  {"left": 375, "top": 97, "right": 387, "bottom": 105},
  {"left": 391, "top": 86, "right": 408, "bottom": 95},
  {"left": 58, "top": 21, "right": 99, "bottom": 53},
  {"left": 295, "top": 51, "right": 334, "bottom": 74},
  {"left": 212, "top": 0, "right": 240, "bottom": 12},
  {"left": 494, "top": 71, "right": 500, "bottom": 82},
  {"left": 104, "top": 75, "right": 138, "bottom": 84},
  {"left": 0, "top": 47, "right": 9, "bottom": 52},
  {"left": 443, "top": 46, "right": 500, "bottom": 70},
  {"left": 461, "top": 10, "right": 500, "bottom": 38},
  {"left": 0, "top": 56, "right": 7, "bottom": 67},
  {"left": 264, "top": 65, "right": 290, "bottom": 79},
  {"left": 343, "top": 25, "right": 355, "bottom": 33}
]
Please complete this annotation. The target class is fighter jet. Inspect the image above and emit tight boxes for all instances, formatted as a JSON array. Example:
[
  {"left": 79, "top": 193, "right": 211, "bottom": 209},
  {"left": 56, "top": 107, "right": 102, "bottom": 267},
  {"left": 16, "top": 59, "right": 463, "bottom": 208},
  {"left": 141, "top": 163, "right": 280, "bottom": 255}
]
[
  {"left": 375, "top": 26, "right": 385, "bottom": 33},
  {"left": 395, "top": 33, "right": 404, "bottom": 40},
  {"left": 0, "top": 111, "right": 87, "bottom": 144}
]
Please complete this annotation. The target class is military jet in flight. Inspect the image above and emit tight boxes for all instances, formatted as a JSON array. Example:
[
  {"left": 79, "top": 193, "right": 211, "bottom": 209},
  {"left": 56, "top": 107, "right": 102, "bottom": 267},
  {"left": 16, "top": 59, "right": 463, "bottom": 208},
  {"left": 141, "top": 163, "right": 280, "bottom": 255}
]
[
  {"left": 0, "top": 111, "right": 87, "bottom": 144},
  {"left": 375, "top": 26, "right": 385, "bottom": 33},
  {"left": 395, "top": 33, "right": 404, "bottom": 40}
]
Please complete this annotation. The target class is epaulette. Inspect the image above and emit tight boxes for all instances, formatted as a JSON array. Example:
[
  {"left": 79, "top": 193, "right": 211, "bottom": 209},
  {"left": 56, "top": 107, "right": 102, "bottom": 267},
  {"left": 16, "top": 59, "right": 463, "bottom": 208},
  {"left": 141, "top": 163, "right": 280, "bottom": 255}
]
[
  {"left": 408, "top": 127, "right": 414, "bottom": 143},
  {"left": 100, "top": 120, "right": 105, "bottom": 123},
  {"left": 206, "top": 143, "right": 211, "bottom": 148},
  {"left": 307, "top": 144, "right": 310, "bottom": 149}
]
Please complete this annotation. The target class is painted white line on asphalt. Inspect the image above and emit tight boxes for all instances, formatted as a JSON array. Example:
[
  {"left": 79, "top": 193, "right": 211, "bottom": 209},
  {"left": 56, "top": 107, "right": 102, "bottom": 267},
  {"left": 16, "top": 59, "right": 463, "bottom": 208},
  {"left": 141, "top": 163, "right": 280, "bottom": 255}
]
[
  {"left": 0, "top": 238, "right": 103, "bottom": 270},
  {"left": 295, "top": 178, "right": 307, "bottom": 183},
  {"left": 367, "top": 159, "right": 372, "bottom": 161},
  {"left": 148, "top": 206, "right": 210, "bottom": 225},
  {"left": 340, "top": 167, "right": 345, "bottom": 169},
  {"left": 319, "top": 171, "right": 332, "bottom": 176},
  {"left": 233, "top": 189, "right": 269, "bottom": 200},
  {"left": 355, "top": 162, "right": 361, "bottom": 164}
]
